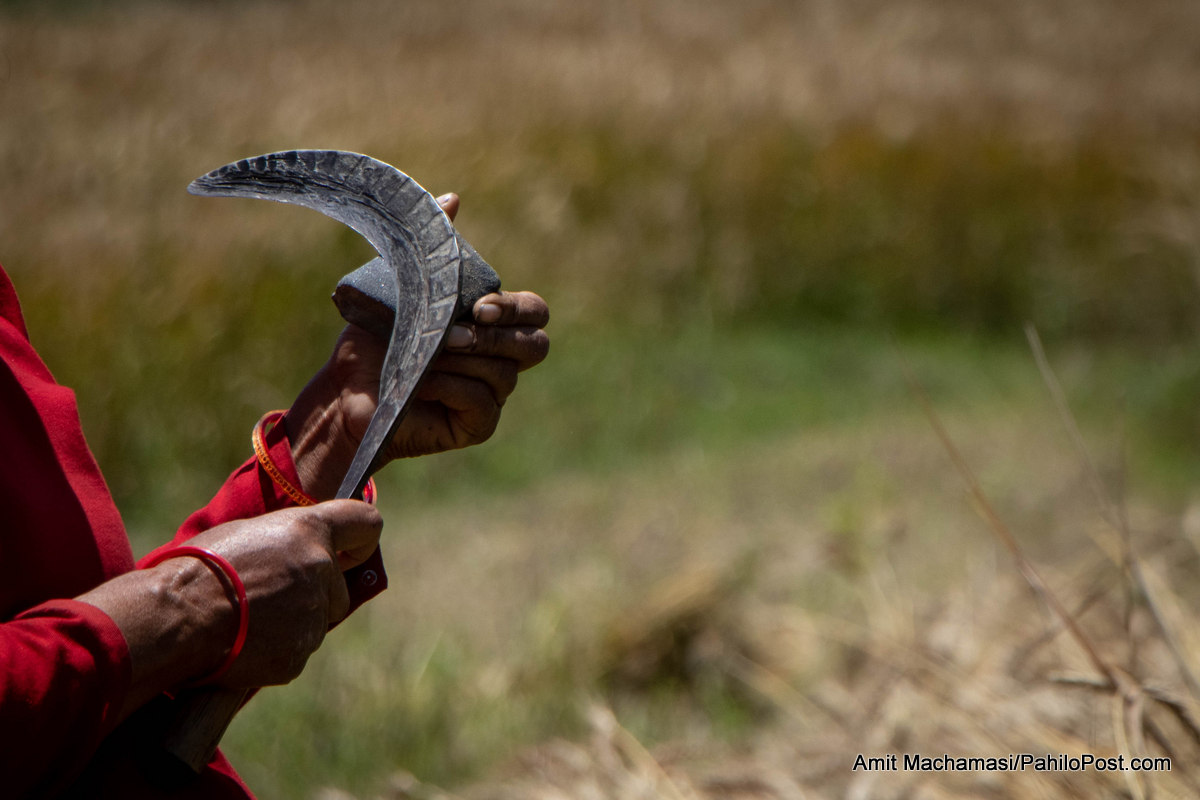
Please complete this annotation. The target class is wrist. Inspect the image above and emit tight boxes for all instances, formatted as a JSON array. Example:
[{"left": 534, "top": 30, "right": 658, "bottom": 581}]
[
  {"left": 141, "top": 547, "right": 249, "bottom": 687},
  {"left": 150, "top": 557, "right": 238, "bottom": 681},
  {"left": 286, "top": 366, "right": 359, "bottom": 501},
  {"left": 77, "top": 557, "right": 236, "bottom": 718}
]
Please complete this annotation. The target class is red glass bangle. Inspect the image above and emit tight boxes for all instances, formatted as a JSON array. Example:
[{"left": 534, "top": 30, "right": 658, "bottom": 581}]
[{"left": 142, "top": 546, "right": 249, "bottom": 686}]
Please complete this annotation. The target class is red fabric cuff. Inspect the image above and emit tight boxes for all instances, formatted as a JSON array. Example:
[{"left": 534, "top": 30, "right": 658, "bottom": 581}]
[
  {"left": 2, "top": 600, "right": 134, "bottom": 795},
  {"left": 141, "top": 413, "right": 387, "bottom": 612},
  {"left": 258, "top": 409, "right": 310, "bottom": 506},
  {"left": 10, "top": 598, "right": 132, "bottom": 737}
]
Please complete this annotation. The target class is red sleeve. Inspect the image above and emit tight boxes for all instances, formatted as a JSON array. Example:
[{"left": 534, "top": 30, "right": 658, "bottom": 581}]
[
  {"left": 1, "top": 263, "right": 379, "bottom": 795},
  {"left": 141, "top": 411, "right": 388, "bottom": 613},
  {"left": 0, "top": 602, "right": 130, "bottom": 795},
  {"left": 1, "top": 264, "right": 264, "bottom": 796},
  {"left": 0, "top": 267, "right": 140, "bottom": 794}
]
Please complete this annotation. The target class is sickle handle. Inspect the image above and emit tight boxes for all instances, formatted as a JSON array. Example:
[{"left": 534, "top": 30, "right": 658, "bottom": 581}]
[
  {"left": 155, "top": 688, "right": 250, "bottom": 777},
  {"left": 334, "top": 236, "right": 501, "bottom": 340}
]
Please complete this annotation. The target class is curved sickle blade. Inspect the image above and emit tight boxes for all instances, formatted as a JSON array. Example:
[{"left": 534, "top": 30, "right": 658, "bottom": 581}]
[{"left": 189, "top": 150, "right": 462, "bottom": 498}]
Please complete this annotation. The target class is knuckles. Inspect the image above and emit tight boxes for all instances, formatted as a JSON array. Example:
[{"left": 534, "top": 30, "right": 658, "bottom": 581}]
[
  {"left": 261, "top": 625, "right": 324, "bottom": 686},
  {"left": 201, "top": 507, "right": 349, "bottom": 687},
  {"left": 467, "top": 325, "right": 550, "bottom": 368},
  {"left": 518, "top": 328, "right": 550, "bottom": 369}
]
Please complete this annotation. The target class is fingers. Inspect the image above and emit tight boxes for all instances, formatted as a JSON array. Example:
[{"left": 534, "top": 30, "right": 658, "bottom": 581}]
[
  {"left": 431, "top": 353, "right": 519, "bottom": 403},
  {"left": 458, "top": 291, "right": 551, "bottom": 371},
  {"left": 326, "top": 563, "right": 352, "bottom": 626},
  {"left": 416, "top": 370, "right": 503, "bottom": 427},
  {"left": 444, "top": 324, "right": 549, "bottom": 372},
  {"left": 393, "top": 370, "right": 503, "bottom": 454},
  {"left": 444, "top": 291, "right": 550, "bottom": 372},
  {"left": 474, "top": 290, "right": 550, "bottom": 328}
]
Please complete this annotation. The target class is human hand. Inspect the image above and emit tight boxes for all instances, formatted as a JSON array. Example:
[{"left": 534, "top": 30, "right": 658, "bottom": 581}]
[
  {"left": 286, "top": 193, "right": 550, "bottom": 499},
  {"left": 183, "top": 499, "right": 382, "bottom": 688}
]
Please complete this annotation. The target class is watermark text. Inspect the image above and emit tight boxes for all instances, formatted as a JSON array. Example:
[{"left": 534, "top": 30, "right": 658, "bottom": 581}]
[{"left": 852, "top": 753, "right": 1171, "bottom": 773}]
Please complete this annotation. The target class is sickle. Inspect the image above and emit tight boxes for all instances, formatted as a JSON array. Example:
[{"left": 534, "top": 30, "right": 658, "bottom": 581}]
[
  {"left": 155, "top": 150, "right": 499, "bottom": 776},
  {"left": 189, "top": 149, "right": 496, "bottom": 497}
]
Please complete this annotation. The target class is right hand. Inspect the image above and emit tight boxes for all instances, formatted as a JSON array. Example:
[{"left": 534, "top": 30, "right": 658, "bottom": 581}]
[
  {"left": 183, "top": 499, "right": 383, "bottom": 688},
  {"left": 283, "top": 193, "right": 552, "bottom": 500}
]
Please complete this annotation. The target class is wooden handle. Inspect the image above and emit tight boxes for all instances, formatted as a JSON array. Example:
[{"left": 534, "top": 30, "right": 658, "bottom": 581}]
[{"left": 160, "top": 687, "right": 251, "bottom": 773}]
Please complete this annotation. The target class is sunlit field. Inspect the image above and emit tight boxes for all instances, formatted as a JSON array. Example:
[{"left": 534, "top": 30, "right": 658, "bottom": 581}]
[{"left": 3, "top": 1, "right": 1200, "bottom": 797}]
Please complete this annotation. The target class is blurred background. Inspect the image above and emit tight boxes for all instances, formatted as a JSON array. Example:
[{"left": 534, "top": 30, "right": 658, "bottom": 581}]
[{"left": 3, "top": 0, "right": 1200, "bottom": 797}]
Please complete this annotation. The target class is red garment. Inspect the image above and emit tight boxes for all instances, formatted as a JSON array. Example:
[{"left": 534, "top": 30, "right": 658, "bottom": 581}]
[{"left": 0, "top": 264, "right": 386, "bottom": 797}]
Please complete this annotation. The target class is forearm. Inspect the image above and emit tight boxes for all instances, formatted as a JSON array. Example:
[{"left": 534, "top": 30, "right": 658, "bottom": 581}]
[{"left": 77, "top": 559, "right": 233, "bottom": 724}]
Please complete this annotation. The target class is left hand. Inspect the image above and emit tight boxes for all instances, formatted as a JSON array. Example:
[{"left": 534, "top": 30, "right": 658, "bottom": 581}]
[{"left": 285, "top": 194, "right": 550, "bottom": 499}]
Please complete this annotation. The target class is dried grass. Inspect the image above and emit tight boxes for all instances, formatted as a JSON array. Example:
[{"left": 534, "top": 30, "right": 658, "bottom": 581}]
[
  {"left": 367, "top": 552, "right": 1200, "bottom": 799},
  {"left": 360, "top": 345, "right": 1200, "bottom": 800}
]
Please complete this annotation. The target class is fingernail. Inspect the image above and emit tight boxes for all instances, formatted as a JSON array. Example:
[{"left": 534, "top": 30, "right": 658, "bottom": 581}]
[
  {"left": 436, "top": 193, "right": 455, "bottom": 205},
  {"left": 476, "top": 303, "right": 502, "bottom": 324},
  {"left": 446, "top": 324, "right": 474, "bottom": 349}
]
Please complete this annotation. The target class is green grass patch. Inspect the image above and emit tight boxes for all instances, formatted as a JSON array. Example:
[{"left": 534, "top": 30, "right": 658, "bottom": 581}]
[{"left": 371, "top": 319, "right": 1200, "bottom": 512}]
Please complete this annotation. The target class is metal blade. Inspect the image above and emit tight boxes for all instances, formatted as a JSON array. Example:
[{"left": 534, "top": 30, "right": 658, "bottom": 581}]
[{"left": 189, "top": 150, "right": 462, "bottom": 497}]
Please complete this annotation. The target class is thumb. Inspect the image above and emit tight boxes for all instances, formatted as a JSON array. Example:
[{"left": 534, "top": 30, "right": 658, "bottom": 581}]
[{"left": 308, "top": 498, "right": 383, "bottom": 569}]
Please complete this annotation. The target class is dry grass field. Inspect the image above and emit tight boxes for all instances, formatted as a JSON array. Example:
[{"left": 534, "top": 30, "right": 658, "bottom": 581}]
[{"left": 3, "top": 1, "right": 1200, "bottom": 798}]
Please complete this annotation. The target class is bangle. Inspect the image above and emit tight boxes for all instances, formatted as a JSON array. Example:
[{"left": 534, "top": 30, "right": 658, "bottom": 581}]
[
  {"left": 253, "top": 410, "right": 317, "bottom": 506},
  {"left": 142, "top": 546, "right": 249, "bottom": 687},
  {"left": 253, "top": 410, "right": 378, "bottom": 505}
]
